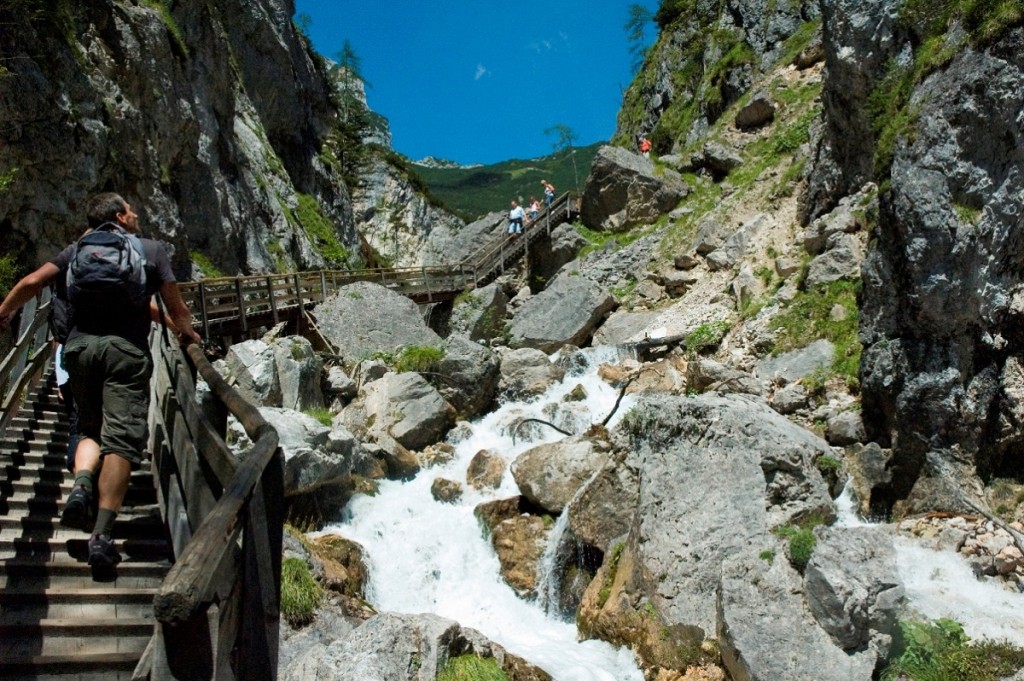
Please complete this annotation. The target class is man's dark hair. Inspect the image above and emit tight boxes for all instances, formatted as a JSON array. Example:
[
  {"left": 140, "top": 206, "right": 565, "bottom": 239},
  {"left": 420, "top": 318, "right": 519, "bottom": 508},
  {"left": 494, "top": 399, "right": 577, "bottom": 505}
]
[{"left": 86, "top": 192, "right": 127, "bottom": 228}]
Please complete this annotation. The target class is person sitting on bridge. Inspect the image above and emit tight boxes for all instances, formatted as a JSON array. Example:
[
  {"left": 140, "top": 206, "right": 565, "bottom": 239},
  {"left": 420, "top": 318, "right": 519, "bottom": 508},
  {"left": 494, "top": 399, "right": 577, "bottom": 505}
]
[
  {"left": 508, "top": 199, "right": 525, "bottom": 236},
  {"left": 0, "top": 192, "right": 200, "bottom": 574}
]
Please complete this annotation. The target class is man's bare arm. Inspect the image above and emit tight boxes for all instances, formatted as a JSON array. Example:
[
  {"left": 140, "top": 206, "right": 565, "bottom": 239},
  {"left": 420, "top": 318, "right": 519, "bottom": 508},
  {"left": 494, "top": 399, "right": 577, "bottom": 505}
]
[
  {"left": 0, "top": 262, "right": 61, "bottom": 331},
  {"left": 158, "top": 281, "right": 201, "bottom": 345}
]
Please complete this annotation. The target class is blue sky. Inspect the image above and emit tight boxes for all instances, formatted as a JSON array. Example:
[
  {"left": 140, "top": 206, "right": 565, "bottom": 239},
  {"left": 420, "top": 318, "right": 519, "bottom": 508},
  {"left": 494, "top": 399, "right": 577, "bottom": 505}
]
[{"left": 293, "top": 1, "right": 658, "bottom": 165}]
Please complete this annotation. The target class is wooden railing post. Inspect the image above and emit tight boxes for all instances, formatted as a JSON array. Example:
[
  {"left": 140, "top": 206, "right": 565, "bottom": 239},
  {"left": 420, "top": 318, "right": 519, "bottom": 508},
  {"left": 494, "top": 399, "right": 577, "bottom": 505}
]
[
  {"left": 198, "top": 281, "right": 210, "bottom": 340},
  {"left": 266, "top": 277, "right": 278, "bottom": 325},
  {"left": 319, "top": 271, "right": 328, "bottom": 302},
  {"left": 234, "top": 278, "right": 248, "bottom": 335}
]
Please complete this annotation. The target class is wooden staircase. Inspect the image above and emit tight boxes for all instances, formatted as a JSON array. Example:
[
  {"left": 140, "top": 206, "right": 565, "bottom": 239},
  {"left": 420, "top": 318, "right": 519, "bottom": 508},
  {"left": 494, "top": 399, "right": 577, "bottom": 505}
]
[{"left": 0, "top": 372, "right": 172, "bottom": 680}]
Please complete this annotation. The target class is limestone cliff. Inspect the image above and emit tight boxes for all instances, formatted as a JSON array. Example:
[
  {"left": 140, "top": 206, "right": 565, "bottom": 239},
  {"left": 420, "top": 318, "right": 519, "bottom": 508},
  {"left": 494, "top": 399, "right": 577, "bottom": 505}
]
[{"left": 0, "top": 0, "right": 458, "bottom": 279}]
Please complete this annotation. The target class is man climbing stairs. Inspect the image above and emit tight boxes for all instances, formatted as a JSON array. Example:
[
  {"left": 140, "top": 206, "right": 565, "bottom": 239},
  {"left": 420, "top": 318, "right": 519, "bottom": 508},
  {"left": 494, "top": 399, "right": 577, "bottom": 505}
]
[{"left": 0, "top": 370, "right": 171, "bottom": 680}]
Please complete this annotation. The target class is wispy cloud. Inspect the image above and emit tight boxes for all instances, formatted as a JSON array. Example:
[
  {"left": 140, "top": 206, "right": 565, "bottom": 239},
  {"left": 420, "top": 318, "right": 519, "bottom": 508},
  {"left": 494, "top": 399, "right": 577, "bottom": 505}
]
[
  {"left": 474, "top": 63, "right": 488, "bottom": 80},
  {"left": 527, "top": 40, "right": 553, "bottom": 53}
]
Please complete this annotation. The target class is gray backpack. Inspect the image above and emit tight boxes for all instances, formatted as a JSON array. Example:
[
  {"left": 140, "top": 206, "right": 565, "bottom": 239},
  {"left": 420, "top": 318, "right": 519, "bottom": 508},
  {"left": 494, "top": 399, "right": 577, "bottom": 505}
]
[{"left": 67, "top": 223, "right": 148, "bottom": 313}]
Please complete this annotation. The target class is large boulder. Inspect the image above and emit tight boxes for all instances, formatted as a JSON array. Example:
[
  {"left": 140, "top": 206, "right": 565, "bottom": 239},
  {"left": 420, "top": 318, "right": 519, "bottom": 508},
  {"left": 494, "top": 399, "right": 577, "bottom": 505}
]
[
  {"left": 228, "top": 407, "right": 354, "bottom": 496},
  {"left": 567, "top": 449, "right": 638, "bottom": 552},
  {"left": 272, "top": 337, "right": 324, "bottom": 411},
  {"left": 360, "top": 372, "right": 455, "bottom": 451},
  {"left": 498, "top": 348, "right": 566, "bottom": 401},
  {"left": 313, "top": 281, "right": 442, "bottom": 361},
  {"left": 579, "top": 393, "right": 835, "bottom": 659},
  {"left": 511, "top": 436, "right": 612, "bottom": 515},
  {"left": 507, "top": 272, "right": 616, "bottom": 353},
  {"left": 225, "top": 339, "right": 282, "bottom": 407},
  {"left": 579, "top": 145, "right": 687, "bottom": 232},
  {"left": 282, "top": 612, "right": 550, "bottom": 681},
  {"left": 718, "top": 551, "right": 876, "bottom": 681},
  {"left": 804, "top": 527, "right": 904, "bottom": 662}
]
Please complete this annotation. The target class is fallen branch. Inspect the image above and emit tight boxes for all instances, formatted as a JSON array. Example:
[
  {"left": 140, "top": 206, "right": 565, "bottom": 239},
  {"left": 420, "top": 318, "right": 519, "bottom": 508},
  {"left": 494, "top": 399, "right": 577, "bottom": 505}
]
[
  {"left": 512, "top": 418, "right": 573, "bottom": 446},
  {"left": 602, "top": 376, "right": 636, "bottom": 426}
]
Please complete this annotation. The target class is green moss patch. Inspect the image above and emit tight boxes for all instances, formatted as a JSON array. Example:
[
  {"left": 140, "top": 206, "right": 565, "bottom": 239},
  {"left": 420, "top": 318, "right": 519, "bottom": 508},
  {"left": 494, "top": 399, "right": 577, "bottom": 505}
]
[{"left": 881, "top": 618, "right": 1024, "bottom": 681}]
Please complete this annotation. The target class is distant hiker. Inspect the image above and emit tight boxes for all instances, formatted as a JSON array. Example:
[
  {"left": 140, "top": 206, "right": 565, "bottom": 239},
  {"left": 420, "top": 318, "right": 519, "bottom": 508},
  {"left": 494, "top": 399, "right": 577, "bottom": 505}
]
[
  {"left": 529, "top": 197, "right": 540, "bottom": 221},
  {"left": 541, "top": 180, "right": 555, "bottom": 206},
  {"left": 639, "top": 136, "right": 651, "bottom": 158},
  {"left": 508, "top": 200, "right": 525, "bottom": 235}
]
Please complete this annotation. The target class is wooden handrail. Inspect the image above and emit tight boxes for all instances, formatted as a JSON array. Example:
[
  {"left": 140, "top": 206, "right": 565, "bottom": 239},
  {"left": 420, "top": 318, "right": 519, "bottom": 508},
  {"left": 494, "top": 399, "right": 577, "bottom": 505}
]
[
  {"left": 0, "top": 292, "right": 52, "bottom": 440},
  {"left": 142, "top": 332, "right": 283, "bottom": 680}
]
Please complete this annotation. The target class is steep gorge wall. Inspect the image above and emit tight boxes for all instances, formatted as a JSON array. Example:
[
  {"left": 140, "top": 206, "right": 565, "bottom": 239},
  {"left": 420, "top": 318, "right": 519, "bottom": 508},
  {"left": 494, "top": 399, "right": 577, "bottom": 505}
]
[
  {"left": 614, "top": 0, "right": 1024, "bottom": 512},
  {"left": 0, "top": 0, "right": 451, "bottom": 279}
]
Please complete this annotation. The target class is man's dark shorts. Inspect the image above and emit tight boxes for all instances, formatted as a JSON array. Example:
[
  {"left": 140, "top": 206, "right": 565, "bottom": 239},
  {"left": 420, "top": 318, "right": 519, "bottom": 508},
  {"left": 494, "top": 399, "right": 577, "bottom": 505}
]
[{"left": 63, "top": 334, "right": 153, "bottom": 466}]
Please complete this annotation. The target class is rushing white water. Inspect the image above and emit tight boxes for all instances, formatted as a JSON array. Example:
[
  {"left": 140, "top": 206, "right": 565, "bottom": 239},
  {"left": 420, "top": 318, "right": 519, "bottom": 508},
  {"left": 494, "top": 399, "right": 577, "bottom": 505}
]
[
  {"left": 326, "top": 346, "right": 644, "bottom": 681},
  {"left": 834, "top": 481, "right": 1024, "bottom": 645}
]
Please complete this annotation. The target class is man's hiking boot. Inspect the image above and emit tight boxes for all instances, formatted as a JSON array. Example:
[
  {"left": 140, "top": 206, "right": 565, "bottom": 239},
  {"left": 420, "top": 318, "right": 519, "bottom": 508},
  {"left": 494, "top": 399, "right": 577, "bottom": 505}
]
[
  {"left": 60, "top": 485, "right": 94, "bottom": 531},
  {"left": 88, "top": 534, "right": 121, "bottom": 568}
]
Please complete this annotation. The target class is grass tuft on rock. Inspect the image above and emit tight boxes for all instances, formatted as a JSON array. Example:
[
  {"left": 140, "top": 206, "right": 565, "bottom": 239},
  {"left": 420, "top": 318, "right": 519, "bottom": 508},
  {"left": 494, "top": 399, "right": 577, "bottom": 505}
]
[
  {"left": 881, "top": 618, "right": 1024, "bottom": 681},
  {"left": 437, "top": 654, "right": 508, "bottom": 681},
  {"left": 280, "top": 557, "right": 324, "bottom": 627}
]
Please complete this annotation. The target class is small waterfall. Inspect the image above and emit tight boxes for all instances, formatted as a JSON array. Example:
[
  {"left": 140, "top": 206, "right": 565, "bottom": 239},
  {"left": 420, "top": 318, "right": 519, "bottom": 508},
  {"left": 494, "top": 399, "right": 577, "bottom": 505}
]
[
  {"left": 536, "top": 508, "right": 571, "bottom": 617},
  {"left": 327, "top": 347, "right": 644, "bottom": 680},
  {"left": 835, "top": 479, "right": 1024, "bottom": 645}
]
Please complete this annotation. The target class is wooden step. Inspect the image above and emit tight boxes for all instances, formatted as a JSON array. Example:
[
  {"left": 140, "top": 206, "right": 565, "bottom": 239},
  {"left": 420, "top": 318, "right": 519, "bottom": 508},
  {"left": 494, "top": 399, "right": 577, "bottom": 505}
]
[
  {"left": 0, "top": 650, "right": 144, "bottom": 679},
  {"left": 0, "top": 450, "right": 73, "bottom": 469},
  {"left": 0, "top": 617, "right": 154, "bottom": 637},
  {"left": 1, "top": 439, "right": 72, "bottom": 456},
  {"left": 7, "top": 415, "right": 70, "bottom": 432},
  {"left": 0, "top": 536, "right": 171, "bottom": 562},
  {"left": 0, "top": 586, "right": 157, "bottom": 606},
  {"left": 0, "top": 503, "right": 162, "bottom": 525},
  {"left": 0, "top": 513, "right": 165, "bottom": 539},
  {"left": 0, "top": 559, "right": 170, "bottom": 587},
  {"left": 0, "top": 477, "right": 158, "bottom": 501}
]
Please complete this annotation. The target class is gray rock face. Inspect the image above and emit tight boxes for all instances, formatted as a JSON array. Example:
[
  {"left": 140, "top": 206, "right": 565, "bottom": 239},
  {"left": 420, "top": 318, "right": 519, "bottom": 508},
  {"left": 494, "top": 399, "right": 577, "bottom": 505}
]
[
  {"left": 529, "top": 223, "right": 588, "bottom": 285},
  {"left": 592, "top": 310, "right": 661, "bottom": 346},
  {"left": 351, "top": 155, "right": 465, "bottom": 268},
  {"left": 228, "top": 407, "right": 353, "bottom": 496},
  {"left": 511, "top": 436, "right": 612, "bottom": 514},
  {"left": 361, "top": 372, "right": 455, "bottom": 451},
  {"left": 804, "top": 527, "right": 904, "bottom": 660},
  {"left": 0, "top": 0, "right": 361, "bottom": 276},
  {"left": 567, "top": 450, "right": 638, "bottom": 552},
  {"left": 579, "top": 146, "right": 687, "bottom": 232},
  {"left": 282, "top": 612, "right": 545, "bottom": 681},
  {"left": 859, "top": 26, "right": 1024, "bottom": 510},
  {"left": 507, "top": 272, "right": 616, "bottom": 353},
  {"left": 803, "top": 0, "right": 903, "bottom": 221},
  {"left": 422, "top": 212, "right": 506, "bottom": 267},
  {"left": 313, "top": 282, "right": 442, "bottom": 361},
  {"left": 718, "top": 552, "right": 876, "bottom": 681},
  {"left": 618, "top": 394, "right": 835, "bottom": 636}
]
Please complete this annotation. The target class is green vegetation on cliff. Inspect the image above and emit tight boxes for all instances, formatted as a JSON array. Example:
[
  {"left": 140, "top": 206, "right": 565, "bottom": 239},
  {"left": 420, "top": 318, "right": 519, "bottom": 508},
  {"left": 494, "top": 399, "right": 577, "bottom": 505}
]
[{"left": 881, "top": 618, "right": 1024, "bottom": 681}]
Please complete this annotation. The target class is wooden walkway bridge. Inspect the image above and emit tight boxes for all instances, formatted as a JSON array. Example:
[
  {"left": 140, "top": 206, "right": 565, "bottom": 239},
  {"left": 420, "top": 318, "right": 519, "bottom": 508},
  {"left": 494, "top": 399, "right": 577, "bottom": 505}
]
[
  {"left": 179, "top": 192, "right": 578, "bottom": 340},
  {"left": 0, "top": 193, "right": 577, "bottom": 678}
]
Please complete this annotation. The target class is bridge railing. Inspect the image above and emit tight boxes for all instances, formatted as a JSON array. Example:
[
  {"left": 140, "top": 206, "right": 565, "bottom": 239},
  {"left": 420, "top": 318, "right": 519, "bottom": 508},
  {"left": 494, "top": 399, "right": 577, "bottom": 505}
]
[
  {"left": 175, "top": 194, "right": 579, "bottom": 337},
  {"left": 178, "top": 266, "right": 477, "bottom": 338},
  {"left": 459, "top": 192, "right": 576, "bottom": 285},
  {"left": 0, "top": 289, "right": 52, "bottom": 439},
  {"left": 135, "top": 328, "right": 283, "bottom": 680}
]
